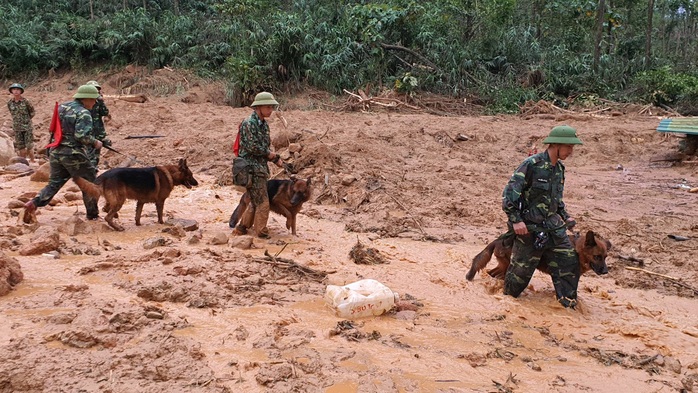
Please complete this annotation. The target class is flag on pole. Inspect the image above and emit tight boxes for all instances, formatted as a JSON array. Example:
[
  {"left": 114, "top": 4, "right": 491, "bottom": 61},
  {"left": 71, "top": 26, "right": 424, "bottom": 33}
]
[{"left": 45, "top": 102, "right": 62, "bottom": 149}]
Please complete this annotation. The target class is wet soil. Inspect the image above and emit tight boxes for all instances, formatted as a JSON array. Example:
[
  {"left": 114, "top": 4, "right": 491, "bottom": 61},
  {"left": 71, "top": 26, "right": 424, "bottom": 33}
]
[{"left": 0, "top": 70, "right": 697, "bottom": 392}]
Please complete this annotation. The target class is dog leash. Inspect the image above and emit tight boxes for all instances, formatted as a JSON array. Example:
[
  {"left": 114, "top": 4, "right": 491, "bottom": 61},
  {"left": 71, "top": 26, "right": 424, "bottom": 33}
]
[
  {"left": 103, "top": 145, "right": 149, "bottom": 166},
  {"left": 498, "top": 220, "right": 577, "bottom": 240}
]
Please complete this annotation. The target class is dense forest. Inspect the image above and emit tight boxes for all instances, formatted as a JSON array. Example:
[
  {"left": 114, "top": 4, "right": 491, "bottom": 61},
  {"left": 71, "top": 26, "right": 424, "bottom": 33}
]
[{"left": 1, "top": 0, "right": 698, "bottom": 113}]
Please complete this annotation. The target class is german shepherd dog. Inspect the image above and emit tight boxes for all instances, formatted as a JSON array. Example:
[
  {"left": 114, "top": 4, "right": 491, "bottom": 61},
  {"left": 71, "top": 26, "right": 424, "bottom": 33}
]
[
  {"left": 73, "top": 158, "right": 198, "bottom": 231},
  {"left": 228, "top": 177, "right": 311, "bottom": 235},
  {"left": 466, "top": 230, "right": 611, "bottom": 281}
]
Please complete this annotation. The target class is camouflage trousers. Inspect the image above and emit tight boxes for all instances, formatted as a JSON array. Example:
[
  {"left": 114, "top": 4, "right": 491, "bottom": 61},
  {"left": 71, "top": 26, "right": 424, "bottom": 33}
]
[
  {"left": 32, "top": 152, "right": 99, "bottom": 219},
  {"left": 503, "top": 233, "right": 580, "bottom": 307},
  {"left": 237, "top": 173, "right": 270, "bottom": 236},
  {"left": 14, "top": 128, "right": 34, "bottom": 150},
  {"left": 85, "top": 146, "right": 102, "bottom": 169}
]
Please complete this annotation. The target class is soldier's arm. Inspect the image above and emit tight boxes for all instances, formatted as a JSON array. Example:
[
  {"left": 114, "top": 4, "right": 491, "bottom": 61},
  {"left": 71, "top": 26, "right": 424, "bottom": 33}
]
[
  {"left": 27, "top": 100, "right": 36, "bottom": 118},
  {"left": 556, "top": 172, "right": 570, "bottom": 221},
  {"left": 502, "top": 160, "right": 531, "bottom": 224},
  {"left": 99, "top": 100, "right": 110, "bottom": 117},
  {"left": 75, "top": 110, "right": 97, "bottom": 147}
]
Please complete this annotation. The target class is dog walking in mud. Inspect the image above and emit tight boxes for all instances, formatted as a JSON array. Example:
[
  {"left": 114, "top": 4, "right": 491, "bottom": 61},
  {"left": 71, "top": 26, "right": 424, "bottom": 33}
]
[
  {"left": 73, "top": 158, "right": 198, "bottom": 231},
  {"left": 466, "top": 229, "right": 611, "bottom": 281},
  {"left": 229, "top": 177, "right": 312, "bottom": 236},
  {"left": 495, "top": 125, "right": 585, "bottom": 309},
  {"left": 230, "top": 92, "right": 285, "bottom": 239}
]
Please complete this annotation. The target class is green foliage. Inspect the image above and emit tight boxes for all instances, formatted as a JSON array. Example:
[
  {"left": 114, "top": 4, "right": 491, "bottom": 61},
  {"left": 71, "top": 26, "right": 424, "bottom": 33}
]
[
  {"left": 634, "top": 66, "right": 698, "bottom": 108},
  {"left": 2, "top": 0, "right": 698, "bottom": 111}
]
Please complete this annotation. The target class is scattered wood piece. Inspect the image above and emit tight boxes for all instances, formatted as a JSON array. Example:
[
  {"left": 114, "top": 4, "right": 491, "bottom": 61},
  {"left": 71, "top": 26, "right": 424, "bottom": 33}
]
[
  {"left": 275, "top": 112, "right": 288, "bottom": 129},
  {"left": 625, "top": 266, "right": 698, "bottom": 295},
  {"left": 381, "top": 190, "right": 427, "bottom": 237},
  {"left": 103, "top": 94, "right": 148, "bottom": 103},
  {"left": 1, "top": 169, "right": 34, "bottom": 180},
  {"left": 254, "top": 250, "right": 331, "bottom": 282},
  {"left": 617, "top": 254, "right": 645, "bottom": 264},
  {"left": 125, "top": 135, "right": 165, "bottom": 139}
]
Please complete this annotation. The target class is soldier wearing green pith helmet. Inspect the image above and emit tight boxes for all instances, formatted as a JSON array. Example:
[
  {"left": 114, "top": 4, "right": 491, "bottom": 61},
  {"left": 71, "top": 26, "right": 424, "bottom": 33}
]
[
  {"left": 232, "top": 92, "right": 285, "bottom": 239},
  {"left": 23, "top": 85, "right": 103, "bottom": 223},
  {"left": 501, "top": 125, "right": 584, "bottom": 309},
  {"left": 7, "top": 83, "right": 36, "bottom": 162}
]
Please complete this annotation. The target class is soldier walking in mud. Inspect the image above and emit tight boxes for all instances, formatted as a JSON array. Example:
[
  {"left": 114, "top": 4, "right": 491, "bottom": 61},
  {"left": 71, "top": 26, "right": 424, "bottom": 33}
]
[
  {"left": 85, "top": 80, "right": 112, "bottom": 169},
  {"left": 23, "top": 85, "right": 103, "bottom": 222},
  {"left": 6, "top": 83, "right": 36, "bottom": 162},
  {"left": 231, "top": 92, "right": 284, "bottom": 238},
  {"left": 501, "top": 125, "right": 583, "bottom": 309}
]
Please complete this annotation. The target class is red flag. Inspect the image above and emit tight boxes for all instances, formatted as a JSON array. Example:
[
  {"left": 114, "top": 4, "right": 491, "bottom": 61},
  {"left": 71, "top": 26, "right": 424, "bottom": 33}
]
[
  {"left": 232, "top": 121, "right": 242, "bottom": 156},
  {"left": 45, "top": 102, "right": 62, "bottom": 149}
]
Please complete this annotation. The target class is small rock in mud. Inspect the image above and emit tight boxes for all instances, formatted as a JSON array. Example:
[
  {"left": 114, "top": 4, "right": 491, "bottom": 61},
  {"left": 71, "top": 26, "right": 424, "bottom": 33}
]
[
  {"left": 143, "top": 236, "right": 172, "bottom": 249},
  {"left": 146, "top": 311, "right": 164, "bottom": 319},
  {"left": 162, "top": 224, "right": 187, "bottom": 238},
  {"left": 7, "top": 200, "right": 25, "bottom": 209},
  {"left": 208, "top": 232, "right": 229, "bottom": 245},
  {"left": 255, "top": 363, "right": 293, "bottom": 386},
  {"left": 166, "top": 218, "right": 199, "bottom": 231},
  {"left": 0, "top": 251, "right": 24, "bottom": 296},
  {"left": 230, "top": 235, "right": 254, "bottom": 249},
  {"left": 19, "top": 227, "right": 60, "bottom": 256}
]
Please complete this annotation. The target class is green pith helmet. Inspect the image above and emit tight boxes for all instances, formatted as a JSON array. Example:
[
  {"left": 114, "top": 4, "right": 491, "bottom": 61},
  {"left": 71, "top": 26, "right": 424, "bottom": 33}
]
[
  {"left": 543, "top": 125, "right": 583, "bottom": 145},
  {"left": 86, "top": 80, "right": 101, "bottom": 89},
  {"left": 73, "top": 84, "right": 101, "bottom": 99},
  {"left": 250, "top": 92, "right": 279, "bottom": 107},
  {"left": 9, "top": 83, "right": 24, "bottom": 93}
]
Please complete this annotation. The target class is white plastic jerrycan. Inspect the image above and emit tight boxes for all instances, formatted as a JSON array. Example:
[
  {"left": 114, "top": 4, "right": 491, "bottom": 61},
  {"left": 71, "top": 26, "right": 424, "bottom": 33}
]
[{"left": 324, "top": 279, "right": 399, "bottom": 319}]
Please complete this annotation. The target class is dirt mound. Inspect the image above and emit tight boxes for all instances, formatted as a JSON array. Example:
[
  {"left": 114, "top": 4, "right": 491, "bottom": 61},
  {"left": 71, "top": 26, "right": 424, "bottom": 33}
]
[{"left": 1, "top": 67, "right": 696, "bottom": 392}]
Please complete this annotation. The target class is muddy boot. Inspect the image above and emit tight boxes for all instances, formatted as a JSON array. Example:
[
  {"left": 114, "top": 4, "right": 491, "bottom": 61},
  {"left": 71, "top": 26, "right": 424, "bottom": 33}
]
[
  {"left": 240, "top": 205, "right": 255, "bottom": 231},
  {"left": 253, "top": 201, "right": 271, "bottom": 239},
  {"left": 22, "top": 200, "right": 37, "bottom": 224},
  {"left": 232, "top": 225, "right": 247, "bottom": 236}
]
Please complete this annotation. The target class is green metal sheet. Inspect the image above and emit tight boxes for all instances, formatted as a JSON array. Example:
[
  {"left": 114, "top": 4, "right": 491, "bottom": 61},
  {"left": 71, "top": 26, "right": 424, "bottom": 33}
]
[{"left": 657, "top": 118, "right": 698, "bottom": 135}]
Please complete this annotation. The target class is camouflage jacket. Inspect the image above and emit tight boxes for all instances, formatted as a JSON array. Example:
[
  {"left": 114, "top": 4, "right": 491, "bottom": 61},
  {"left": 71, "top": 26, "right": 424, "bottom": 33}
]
[
  {"left": 50, "top": 100, "right": 96, "bottom": 156},
  {"left": 238, "top": 111, "right": 272, "bottom": 176},
  {"left": 7, "top": 98, "right": 35, "bottom": 132},
  {"left": 89, "top": 97, "right": 109, "bottom": 141},
  {"left": 502, "top": 150, "right": 570, "bottom": 236}
]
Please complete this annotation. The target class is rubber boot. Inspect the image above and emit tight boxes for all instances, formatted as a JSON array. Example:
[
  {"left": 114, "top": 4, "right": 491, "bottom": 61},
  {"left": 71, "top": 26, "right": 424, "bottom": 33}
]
[
  {"left": 22, "top": 200, "right": 37, "bottom": 224},
  {"left": 232, "top": 205, "right": 255, "bottom": 235},
  {"left": 253, "top": 200, "right": 271, "bottom": 238}
]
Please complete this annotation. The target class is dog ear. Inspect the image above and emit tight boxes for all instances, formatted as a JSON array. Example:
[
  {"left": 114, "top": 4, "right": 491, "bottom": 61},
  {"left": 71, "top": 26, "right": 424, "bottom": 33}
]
[
  {"left": 306, "top": 177, "right": 311, "bottom": 187},
  {"left": 604, "top": 239, "right": 612, "bottom": 251},
  {"left": 584, "top": 231, "right": 597, "bottom": 247}
]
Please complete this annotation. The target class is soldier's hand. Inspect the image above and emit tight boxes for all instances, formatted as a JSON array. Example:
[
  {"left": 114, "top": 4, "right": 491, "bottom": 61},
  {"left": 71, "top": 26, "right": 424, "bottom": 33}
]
[
  {"left": 566, "top": 218, "right": 577, "bottom": 229},
  {"left": 274, "top": 156, "right": 284, "bottom": 168},
  {"left": 104, "top": 115, "right": 112, "bottom": 123},
  {"left": 93, "top": 140, "right": 103, "bottom": 150},
  {"left": 513, "top": 221, "right": 528, "bottom": 236}
]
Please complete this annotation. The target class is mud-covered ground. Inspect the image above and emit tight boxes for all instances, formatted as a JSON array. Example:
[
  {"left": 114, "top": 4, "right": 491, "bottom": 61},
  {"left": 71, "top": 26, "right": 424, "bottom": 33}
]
[{"left": 1, "top": 69, "right": 697, "bottom": 392}]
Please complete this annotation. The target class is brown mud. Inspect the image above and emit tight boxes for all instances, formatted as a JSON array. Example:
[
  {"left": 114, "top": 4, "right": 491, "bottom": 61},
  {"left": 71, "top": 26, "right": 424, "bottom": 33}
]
[{"left": 0, "top": 69, "right": 697, "bottom": 392}]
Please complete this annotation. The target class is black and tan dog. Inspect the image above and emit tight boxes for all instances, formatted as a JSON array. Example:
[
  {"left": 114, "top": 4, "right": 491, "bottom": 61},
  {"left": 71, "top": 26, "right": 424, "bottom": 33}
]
[
  {"left": 466, "top": 230, "right": 611, "bottom": 281},
  {"left": 73, "top": 158, "right": 198, "bottom": 231},
  {"left": 228, "top": 177, "right": 311, "bottom": 235}
]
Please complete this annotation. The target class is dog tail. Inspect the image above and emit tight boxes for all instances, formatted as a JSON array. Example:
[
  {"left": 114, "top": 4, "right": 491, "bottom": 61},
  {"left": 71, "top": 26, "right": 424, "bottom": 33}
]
[
  {"left": 466, "top": 240, "right": 499, "bottom": 281},
  {"left": 72, "top": 176, "right": 102, "bottom": 200},
  {"left": 228, "top": 193, "right": 249, "bottom": 228}
]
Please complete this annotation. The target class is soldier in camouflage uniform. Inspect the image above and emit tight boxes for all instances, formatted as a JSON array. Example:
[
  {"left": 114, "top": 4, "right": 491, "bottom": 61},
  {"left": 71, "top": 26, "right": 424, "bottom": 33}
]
[
  {"left": 232, "top": 92, "right": 284, "bottom": 238},
  {"left": 7, "top": 83, "right": 36, "bottom": 162},
  {"left": 85, "top": 80, "right": 112, "bottom": 169},
  {"left": 23, "top": 85, "right": 104, "bottom": 222},
  {"left": 501, "top": 125, "right": 583, "bottom": 309}
]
